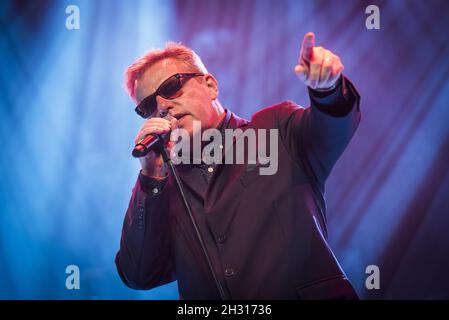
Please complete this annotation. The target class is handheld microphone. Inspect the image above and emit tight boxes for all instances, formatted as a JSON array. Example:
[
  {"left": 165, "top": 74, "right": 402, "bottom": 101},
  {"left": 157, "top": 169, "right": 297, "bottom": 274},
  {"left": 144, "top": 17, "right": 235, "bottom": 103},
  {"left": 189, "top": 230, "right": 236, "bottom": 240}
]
[{"left": 132, "top": 131, "right": 170, "bottom": 158}]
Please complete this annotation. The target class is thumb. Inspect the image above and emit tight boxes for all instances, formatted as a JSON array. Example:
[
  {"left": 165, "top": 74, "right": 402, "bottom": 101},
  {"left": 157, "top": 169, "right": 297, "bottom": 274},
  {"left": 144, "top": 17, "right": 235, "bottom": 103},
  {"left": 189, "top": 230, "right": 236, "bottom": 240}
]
[
  {"left": 295, "top": 65, "right": 305, "bottom": 74},
  {"left": 294, "top": 63, "right": 309, "bottom": 81},
  {"left": 169, "top": 118, "right": 178, "bottom": 131}
]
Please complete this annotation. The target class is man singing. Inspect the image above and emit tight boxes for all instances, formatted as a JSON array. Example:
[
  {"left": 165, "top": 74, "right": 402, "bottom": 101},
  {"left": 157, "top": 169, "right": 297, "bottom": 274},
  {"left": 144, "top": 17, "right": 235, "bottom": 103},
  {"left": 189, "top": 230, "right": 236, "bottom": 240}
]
[{"left": 115, "top": 32, "right": 361, "bottom": 299}]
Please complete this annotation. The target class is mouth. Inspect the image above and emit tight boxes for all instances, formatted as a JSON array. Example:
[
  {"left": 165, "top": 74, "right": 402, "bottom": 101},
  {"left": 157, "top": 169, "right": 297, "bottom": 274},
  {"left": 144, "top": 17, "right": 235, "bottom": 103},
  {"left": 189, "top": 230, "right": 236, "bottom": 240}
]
[{"left": 174, "top": 113, "right": 188, "bottom": 121}]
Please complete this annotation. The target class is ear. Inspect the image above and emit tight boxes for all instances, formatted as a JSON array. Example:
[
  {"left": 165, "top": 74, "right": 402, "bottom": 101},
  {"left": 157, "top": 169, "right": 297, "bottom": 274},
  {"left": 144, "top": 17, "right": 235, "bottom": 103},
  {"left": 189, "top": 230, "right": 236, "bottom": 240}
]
[{"left": 204, "top": 74, "right": 219, "bottom": 100}]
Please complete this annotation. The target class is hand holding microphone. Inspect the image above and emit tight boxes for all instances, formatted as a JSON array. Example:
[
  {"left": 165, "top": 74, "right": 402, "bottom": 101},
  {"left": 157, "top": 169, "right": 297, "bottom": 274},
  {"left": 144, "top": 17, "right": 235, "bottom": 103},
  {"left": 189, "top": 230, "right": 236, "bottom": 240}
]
[{"left": 133, "top": 116, "right": 177, "bottom": 179}]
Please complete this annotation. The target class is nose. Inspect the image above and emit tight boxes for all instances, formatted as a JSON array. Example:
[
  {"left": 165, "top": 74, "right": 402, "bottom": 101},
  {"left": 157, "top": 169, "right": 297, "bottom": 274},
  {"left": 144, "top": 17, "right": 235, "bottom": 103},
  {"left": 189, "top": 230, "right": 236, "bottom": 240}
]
[{"left": 156, "top": 95, "right": 173, "bottom": 117}]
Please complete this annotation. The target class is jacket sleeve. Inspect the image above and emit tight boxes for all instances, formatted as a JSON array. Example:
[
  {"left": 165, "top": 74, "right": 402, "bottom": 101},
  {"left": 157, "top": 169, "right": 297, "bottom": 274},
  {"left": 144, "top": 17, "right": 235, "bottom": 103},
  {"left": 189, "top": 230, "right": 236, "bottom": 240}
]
[
  {"left": 115, "top": 172, "right": 175, "bottom": 290},
  {"left": 277, "top": 76, "right": 361, "bottom": 189}
]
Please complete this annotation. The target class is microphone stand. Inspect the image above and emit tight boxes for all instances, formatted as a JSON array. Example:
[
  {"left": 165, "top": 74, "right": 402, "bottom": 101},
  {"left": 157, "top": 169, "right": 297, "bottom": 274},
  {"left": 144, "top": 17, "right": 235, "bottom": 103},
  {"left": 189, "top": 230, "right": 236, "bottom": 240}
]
[{"left": 156, "top": 142, "right": 229, "bottom": 300}]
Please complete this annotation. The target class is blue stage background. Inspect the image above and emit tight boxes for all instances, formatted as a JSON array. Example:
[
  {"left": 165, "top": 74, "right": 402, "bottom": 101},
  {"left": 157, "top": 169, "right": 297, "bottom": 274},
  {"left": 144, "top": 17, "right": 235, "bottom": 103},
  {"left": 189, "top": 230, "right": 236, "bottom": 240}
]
[{"left": 1, "top": 0, "right": 449, "bottom": 299}]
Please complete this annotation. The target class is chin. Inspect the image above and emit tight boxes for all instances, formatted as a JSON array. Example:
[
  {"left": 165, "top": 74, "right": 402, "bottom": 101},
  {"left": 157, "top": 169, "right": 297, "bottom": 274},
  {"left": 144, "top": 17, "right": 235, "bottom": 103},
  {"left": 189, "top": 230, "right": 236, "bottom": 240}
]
[{"left": 181, "top": 117, "right": 202, "bottom": 138}]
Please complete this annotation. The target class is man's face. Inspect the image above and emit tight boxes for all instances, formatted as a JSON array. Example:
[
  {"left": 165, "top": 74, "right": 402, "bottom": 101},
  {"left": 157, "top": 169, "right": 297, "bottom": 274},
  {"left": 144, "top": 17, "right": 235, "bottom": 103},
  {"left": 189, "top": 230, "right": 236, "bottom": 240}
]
[{"left": 135, "top": 58, "right": 220, "bottom": 136}]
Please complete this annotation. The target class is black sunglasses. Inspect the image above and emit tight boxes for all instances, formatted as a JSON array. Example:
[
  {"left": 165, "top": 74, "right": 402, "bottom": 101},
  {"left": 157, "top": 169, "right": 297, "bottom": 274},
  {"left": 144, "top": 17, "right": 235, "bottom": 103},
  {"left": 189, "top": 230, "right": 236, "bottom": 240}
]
[{"left": 135, "top": 72, "right": 204, "bottom": 118}]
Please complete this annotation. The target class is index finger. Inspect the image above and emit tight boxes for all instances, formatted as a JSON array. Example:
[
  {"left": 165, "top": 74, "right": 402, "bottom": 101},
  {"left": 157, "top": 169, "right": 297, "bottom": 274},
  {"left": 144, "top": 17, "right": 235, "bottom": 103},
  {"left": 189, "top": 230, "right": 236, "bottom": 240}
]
[{"left": 300, "top": 32, "right": 315, "bottom": 62}]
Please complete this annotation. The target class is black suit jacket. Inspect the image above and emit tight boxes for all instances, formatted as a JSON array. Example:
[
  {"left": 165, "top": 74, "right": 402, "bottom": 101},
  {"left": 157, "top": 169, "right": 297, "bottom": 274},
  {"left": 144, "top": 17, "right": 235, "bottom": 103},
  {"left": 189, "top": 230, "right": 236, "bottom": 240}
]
[{"left": 116, "top": 76, "right": 361, "bottom": 299}]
